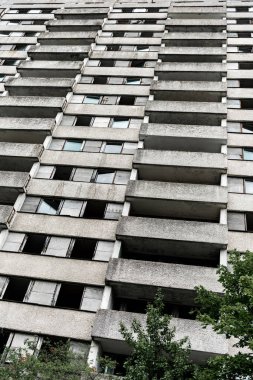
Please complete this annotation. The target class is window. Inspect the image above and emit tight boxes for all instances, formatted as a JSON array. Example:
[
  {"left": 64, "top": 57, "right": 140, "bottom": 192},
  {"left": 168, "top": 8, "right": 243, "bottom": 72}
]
[
  {"left": 93, "top": 241, "right": 114, "bottom": 261},
  {"left": 23, "top": 234, "right": 47, "bottom": 254},
  {"left": 228, "top": 212, "right": 253, "bottom": 232},
  {"left": 36, "top": 165, "right": 55, "bottom": 179},
  {"left": 53, "top": 166, "right": 73, "bottom": 181},
  {"left": 60, "top": 200, "right": 85, "bottom": 217},
  {"left": 3, "top": 333, "right": 42, "bottom": 363},
  {"left": 72, "top": 168, "right": 93, "bottom": 182},
  {"left": 83, "top": 140, "right": 102, "bottom": 153},
  {"left": 24, "top": 281, "right": 60, "bottom": 306},
  {"left": 111, "top": 118, "right": 129, "bottom": 128},
  {"left": 104, "top": 203, "right": 123, "bottom": 220},
  {"left": 83, "top": 200, "right": 106, "bottom": 219},
  {"left": 55, "top": 283, "right": 84, "bottom": 309},
  {"left": 126, "top": 78, "right": 141, "bottom": 85},
  {"left": 227, "top": 148, "right": 253, "bottom": 160},
  {"left": 0, "top": 276, "right": 9, "bottom": 299},
  {"left": 71, "top": 238, "right": 96, "bottom": 260},
  {"left": 245, "top": 179, "right": 253, "bottom": 194},
  {"left": 118, "top": 96, "right": 135, "bottom": 105},
  {"left": 1, "top": 232, "right": 26, "bottom": 252},
  {"left": 2, "top": 277, "right": 30, "bottom": 302},
  {"left": 37, "top": 198, "right": 61, "bottom": 215},
  {"left": 80, "top": 287, "right": 103, "bottom": 312},
  {"left": 104, "top": 143, "right": 122, "bottom": 154},
  {"left": 63, "top": 140, "right": 83, "bottom": 151},
  {"left": 95, "top": 170, "right": 115, "bottom": 184},
  {"left": 83, "top": 96, "right": 100, "bottom": 104},
  {"left": 43, "top": 237, "right": 72, "bottom": 257}
]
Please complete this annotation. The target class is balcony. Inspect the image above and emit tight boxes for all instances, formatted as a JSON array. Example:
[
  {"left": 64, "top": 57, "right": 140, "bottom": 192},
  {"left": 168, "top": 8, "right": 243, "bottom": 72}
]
[
  {"left": 0, "top": 142, "right": 42, "bottom": 171},
  {"left": 0, "top": 301, "right": 94, "bottom": 341},
  {"left": 126, "top": 180, "right": 227, "bottom": 220},
  {"left": 92, "top": 310, "right": 228, "bottom": 361},
  {"left": 10, "top": 213, "right": 117, "bottom": 241},
  {"left": 47, "top": 19, "right": 103, "bottom": 32},
  {"left": 0, "top": 171, "right": 29, "bottom": 203},
  {"left": 28, "top": 46, "right": 89, "bottom": 62},
  {"left": 0, "top": 251, "right": 107, "bottom": 286},
  {"left": 155, "top": 62, "right": 226, "bottom": 80},
  {"left": 133, "top": 149, "right": 226, "bottom": 184},
  {"left": 0, "top": 97, "right": 66, "bottom": 118},
  {"left": 28, "top": 178, "right": 126, "bottom": 203},
  {"left": 106, "top": 258, "right": 222, "bottom": 305},
  {"left": 38, "top": 31, "right": 97, "bottom": 45},
  {"left": 0, "top": 205, "right": 12, "bottom": 231},
  {"left": 162, "top": 32, "right": 226, "bottom": 47},
  {"left": 140, "top": 123, "right": 227, "bottom": 153},
  {"left": 150, "top": 80, "right": 226, "bottom": 102},
  {"left": 146, "top": 100, "right": 226, "bottom": 125},
  {"left": 0, "top": 118, "right": 54, "bottom": 144},
  {"left": 117, "top": 216, "right": 227, "bottom": 262},
  {"left": 40, "top": 150, "right": 133, "bottom": 170},
  {"left": 163, "top": 19, "right": 226, "bottom": 32},
  {"left": 6, "top": 77, "right": 74, "bottom": 97}
]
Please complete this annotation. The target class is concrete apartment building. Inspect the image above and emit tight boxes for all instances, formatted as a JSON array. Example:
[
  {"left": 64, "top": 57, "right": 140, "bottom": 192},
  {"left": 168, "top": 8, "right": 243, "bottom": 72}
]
[{"left": 0, "top": 0, "right": 251, "bottom": 374}]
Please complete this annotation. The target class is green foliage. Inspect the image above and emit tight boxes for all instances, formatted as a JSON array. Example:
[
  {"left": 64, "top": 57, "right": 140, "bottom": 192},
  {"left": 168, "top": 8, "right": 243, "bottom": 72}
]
[
  {"left": 0, "top": 339, "right": 92, "bottom": 380},
  {"left": 195, "top": 250, "right": 253, "bottom": 379},
  {"left": 119, "top": 290, "right": 194, "bottom": 380}
]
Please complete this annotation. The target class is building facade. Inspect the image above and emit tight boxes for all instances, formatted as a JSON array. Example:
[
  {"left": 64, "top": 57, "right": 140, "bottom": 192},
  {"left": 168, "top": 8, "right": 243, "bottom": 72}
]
[{"left": 0, "top": 0, "right": 251, "bottom": 374}]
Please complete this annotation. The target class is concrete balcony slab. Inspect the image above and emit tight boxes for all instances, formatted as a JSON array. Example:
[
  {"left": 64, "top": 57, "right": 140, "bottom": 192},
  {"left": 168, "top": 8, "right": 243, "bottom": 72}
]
[
  {"left": 126, "top": 180, "right": 227, "bottom": 220},
  {"left": 133, "top": 149, "right": 226, "bottom": 184},
  {"left": 92, "top": 310, "right": 228, "bottom": 361},
  {"left": 140, "top": 123, "right": 227, "bottom": 152}
]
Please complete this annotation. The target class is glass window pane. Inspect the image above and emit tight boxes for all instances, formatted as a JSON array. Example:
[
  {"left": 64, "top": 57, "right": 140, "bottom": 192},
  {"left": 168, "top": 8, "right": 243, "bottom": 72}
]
[
  {"left": 244, "top": 149, "right": 253, "bottom": 160},
  {"left": 104, "top": 143, "right": 122, "bottom": 154},
  {"left": 36, "top": 165, "right": 55, "bottom": 179},
  {"left": 93, "top": 241, "right": 114, "bottom": 261},
  {"left": 1, "top": 232, "right": 26, "bottom": 252},
  {"left": 245, "top": 180, "right": 253, "bottom": 194},
  {"left": 21, "top": 197, "right": 41, "bottom": 213},
  {"left": 111, "top": 118, "right": 129, "bottom": 129},
  {"left": 83, "top": 140, "right": 102, "bottom": 153},
  {"left": 63, "top": 140, "right": 83, "bottom": 151},
  {"left": 227, "top": 147, "right": 243, "bottom": 160},
  {"left": 92, "top": 117, "right": 110, "bottom": 128},
  {"left": 80, "top": 287, "right": 103, "bottom": 312},
  {"left": 37, "top": 199, "right": 61, "bottom": 215},
  {"left": 60, "top": 200, "right": 85, "bottom": 217},
  {"left": 227, "top": 212, "right": 246, "bottom": 231},
  {"left": 43, "top": 237, "right": 72, "bottom": 257},
  {"left": 0, "top": 276, "right": 9, "bottom": 299},
  {"left": 114, "top": 170, "right": 130, "bottom": 184},
  {"left": 83, "top": 96, "right": 100, "bottom": 104},
  {"left": 95, "top": 171, "right": 115, "bottom": 184},
  {"left": 50, "top": 139, "right": 65, "bottom": 150},
  {"left": 126, "top": 78, "right": 141, "bottom": 85},
  {"left": 122, "top": 142, "right": 138, "bottom": 154},
  {"left": 24, "top": 281, "right": 59, "bottom": 306},
  {"left": 72, "top": 168, "right": 93, "bottom": 182},
  {"left": 227, "top": 177, "right": 244, "bottom": 193},
  {"left": 104, "top": 203, "right": 123, "bottom": 220}
]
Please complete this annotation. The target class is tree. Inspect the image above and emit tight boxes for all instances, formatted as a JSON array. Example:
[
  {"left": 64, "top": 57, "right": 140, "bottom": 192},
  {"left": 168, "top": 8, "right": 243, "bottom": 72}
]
[
  {"left": 119, "top": 290, "right": 195, "bottom": 380},
  {"left": 194, "top": 250, "right": 253, "bottom": 380},
  {"left": 0, "top": 338, "right": 116, "bottom": 380}
]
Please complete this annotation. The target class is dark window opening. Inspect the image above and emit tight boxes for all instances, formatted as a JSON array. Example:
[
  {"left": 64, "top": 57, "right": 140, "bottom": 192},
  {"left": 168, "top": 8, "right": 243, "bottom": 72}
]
[
  {"left": 0, "top": 330, "right": 9, "bottom": 355},
  {"left": 107, "top": 45, "right": 120, "bottom": 51},
  {"left": 75, "top": 116, "right": 92, "bottom": 127},
  {"left": 92, "top": 76, "right": 108, "bottom": 85},
  {"left": 113, "top": 297, "right": 196, "bottom": 320},
  {"left": 238, "top": 32, "right": 251, "bottom": 38},
  {"left": 101, "top": 352, "right": 127, "bottom": 376},
  {"left": 53, "top": 166, "right": 73, "bottom": 181},
  {"left": 100, "top": 60, "right": 114, "bottom": 67},
  {"left": 121, "top": 250, "right": 219, "bottom": 268},
  {"left": 237, "top": 19, "right": 250, "bottom": 24},
  {"left": 140, "top": 32, "right": 153, "bottom": 37},
  {"left": 246, "top": 213, "right": 253, "bottom": 232},
  {"left": 240, "top": 99, "right": 253, "bottom": 109},
  {"left": 39, "top": 336, "right": 67, "bottom": 361},
  {"left": 118, "top": 95, "right": 135, "bottom": 105},
  {"left": 71, "top": 238, "right": 96, "bottom": 260},
  {"left": 2, "top": 277, "right": 30, "bottom": 302},
  {"left": 242, "top": 123, "right": 253, "bottom": 133},
  {"left": 131, "top": 60, "right": 145, "bottom": 67},
  {"left": 238, "top": 46, "right": 252, "bottom": 53},
  {"left": 55, "top": 283, "right": 84, "bottom": 310},
  {"left": 22, "top": 234, "right": 47, "bottom": 254},
  {"left": 83, "top": 200, "right": 106, "bottom": 219},
  {"left": 239, "top": 62, "right": 253, "bottom": 70}
]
